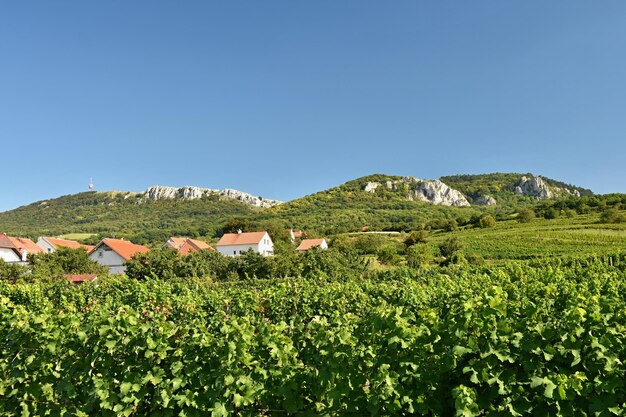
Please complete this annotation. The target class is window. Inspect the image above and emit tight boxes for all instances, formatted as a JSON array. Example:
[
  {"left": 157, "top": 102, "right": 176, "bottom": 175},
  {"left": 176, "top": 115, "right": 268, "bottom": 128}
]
[
  {"left": 98, "top": 251, "right": 103, "bottom": 258},
  {"left": 233, "top": 250, "right": 236, "bottom": 255}
]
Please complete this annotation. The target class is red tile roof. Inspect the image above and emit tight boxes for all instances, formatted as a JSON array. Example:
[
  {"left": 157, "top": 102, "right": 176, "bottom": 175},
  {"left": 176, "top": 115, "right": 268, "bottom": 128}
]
[
  {"left": 92, "top": 238, "right": 150, "bottom": 261},
  {"left": 296, "top": 238, "right": 327, "bottom": 252},
  {"left": 0, "top": 234, "right": 22, "bottom": 258},
  {"left": 67, "top": 273, "right": 98, "bottom": 283},
  {"left": 0, "top": 234, "right": 16, "bottom": 249},
  {"left": 166, "top": 237, "right": 213, "bottom": 255},
  {"left": 180, "top": 239, "right": 213, "bottom": 255},
  {"left": 216, "top": 231, "right": 268, "bottom": 246},
  {"left": 5, "top": 235, "right": 42, "bottom": 256},
  {"left": 43, "top": 237, "right": 94, "bottom": 251}
]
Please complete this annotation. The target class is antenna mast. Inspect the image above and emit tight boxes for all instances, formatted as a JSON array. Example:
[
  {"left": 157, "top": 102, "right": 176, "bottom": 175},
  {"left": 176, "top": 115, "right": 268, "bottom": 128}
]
[{"left": 89, "top": 177, "right": 94, "bottom": 192}]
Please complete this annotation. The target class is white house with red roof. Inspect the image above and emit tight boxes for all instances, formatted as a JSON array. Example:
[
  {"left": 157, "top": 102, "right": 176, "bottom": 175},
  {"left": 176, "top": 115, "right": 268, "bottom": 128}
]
[
  {"left": 0, "top": 234, "right": 23, "bottom": 263},
  {"left": 215, "top": 231, "right": 273, "bottom": 257},
  {"left": 296, "top": 238, "right": 328, "bottom": 252},
  {"left": 289, "top": 229, "right": 304, "bottom": 242},
  {"left": 36, "top": 236, "right": 95, "bottom": 253},
  {"left": 89, "top": 238, "right": 150, "bottom": 274},
  {"left": 0, "top": 233, "right": 43, "bottom": 264}
]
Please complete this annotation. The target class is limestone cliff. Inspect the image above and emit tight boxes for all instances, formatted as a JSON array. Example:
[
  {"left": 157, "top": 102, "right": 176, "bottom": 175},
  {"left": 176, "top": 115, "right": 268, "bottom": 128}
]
[
  {"left": 514, "top": 176, "right": 581, "bottom": 199},
  {"left": 142, "top": 186, "right": 282, "bottom": 208},
  {"left": 363, "top": 177, "right": 470, "bottom": 207}
]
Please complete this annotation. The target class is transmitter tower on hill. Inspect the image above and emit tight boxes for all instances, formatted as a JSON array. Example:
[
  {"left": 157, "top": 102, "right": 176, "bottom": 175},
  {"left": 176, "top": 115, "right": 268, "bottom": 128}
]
[{"left": 89, "top": 177, "right": 94, "bottom": 192}]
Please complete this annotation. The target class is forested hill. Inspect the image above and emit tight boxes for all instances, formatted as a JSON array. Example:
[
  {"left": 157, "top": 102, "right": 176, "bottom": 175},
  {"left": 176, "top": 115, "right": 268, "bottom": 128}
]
[
  {"left": 441, "top": 173, "right": 593, "bottom": 205},
  {"left": 0, "top": 191, "right": 258, "bottom": 244},
  {"left": 0, "top": 173, "right": 602, "bottom": 244}
]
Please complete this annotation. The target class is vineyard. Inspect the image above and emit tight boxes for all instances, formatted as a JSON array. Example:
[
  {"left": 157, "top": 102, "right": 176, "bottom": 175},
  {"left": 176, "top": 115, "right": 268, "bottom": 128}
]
[{"left": 2, "top": 257, "right": 626, "bottom": 416}]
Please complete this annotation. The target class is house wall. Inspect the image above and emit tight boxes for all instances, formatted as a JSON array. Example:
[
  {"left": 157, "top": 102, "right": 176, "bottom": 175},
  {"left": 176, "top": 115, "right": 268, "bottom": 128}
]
[
  {"left": 36, "top": 238, "right": 56, "bottom": 254},
  {"left": 257, "top": 233, "right": 274, "bottom": 256},
  {"left": 0, "top": 248, "right": 21, "bottom": 263},
  {"left": 217, "top": 243, "right": 260, "bottom": 257},
  {"left": 319, "top": 240, "right": 329, "bottom": 250},
  {"left": 89, "top": 246, "right": 128, "bottom": 274}
]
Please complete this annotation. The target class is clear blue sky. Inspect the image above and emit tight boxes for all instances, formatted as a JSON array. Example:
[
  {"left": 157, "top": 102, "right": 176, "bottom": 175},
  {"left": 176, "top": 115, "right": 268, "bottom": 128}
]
[{"left": 1, "top": 2, "right": 625, "bottom": 212}]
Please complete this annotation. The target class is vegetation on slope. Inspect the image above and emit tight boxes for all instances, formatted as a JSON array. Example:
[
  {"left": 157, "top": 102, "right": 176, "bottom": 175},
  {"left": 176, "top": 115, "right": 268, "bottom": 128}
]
[
  {"left": 0, "top": 173, "right": 619, "bottom": 247},
  {"left": 0, "top": 191, "right": 258, "bottom": 244},
  {"left": 441, "top": 172, "right": 594, "bottom": 205}
]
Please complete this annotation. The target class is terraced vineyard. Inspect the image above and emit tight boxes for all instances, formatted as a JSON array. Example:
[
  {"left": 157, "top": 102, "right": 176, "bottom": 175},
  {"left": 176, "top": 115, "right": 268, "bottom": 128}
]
[
  {"left": 2, "top": 259, "right": 626, "bottom": 415},
  {"left": 425, "top": 213, "right": 626, "bottom": 262}
]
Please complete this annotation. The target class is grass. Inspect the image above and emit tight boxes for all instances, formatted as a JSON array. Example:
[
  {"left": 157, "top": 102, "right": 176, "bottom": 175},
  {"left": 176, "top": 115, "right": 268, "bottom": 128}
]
[{"left": 59, "top": 233, "right": 97, "bottom": 241}]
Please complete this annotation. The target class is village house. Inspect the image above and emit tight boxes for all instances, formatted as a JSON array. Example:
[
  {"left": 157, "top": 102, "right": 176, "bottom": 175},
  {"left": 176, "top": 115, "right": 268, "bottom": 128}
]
[
  {"left": 296, "top": 238, "right": 329, "bottom": 252},
  {"left": 289, "top": 229, "right": 304, "bottom": 242},
  {"left": 36, "top": 236, "right": 95, "bottom": 253},
  {"left": 66, "top": 273, "right": 99, "bottom": 284},
  {"left": 89, "top": 238, "right": 150, "bottom": 274},
  {"left": 215, "top": 231, "right": 273, "bottom": 257},
  {"left": 164, "top": 237, "right": 213, "bottom": 255},
  {"left": 0, "top": 233, "right": 43, "bottom": 264}
]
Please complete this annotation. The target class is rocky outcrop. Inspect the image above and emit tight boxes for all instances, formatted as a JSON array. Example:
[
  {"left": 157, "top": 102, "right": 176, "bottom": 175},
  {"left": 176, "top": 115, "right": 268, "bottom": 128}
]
[
  {"left": 363, "top": 182, "right": 380, "bottom": 193},
  {"left": 474, "top": 195, "right": 497, "bottom": 206},
  {"left": 142, "top": 186, "right": 282, "bottom": 208},
  {"left": 514, "top": 176, "right": 581, "bottom": 199},
  {"left": 363, "top": 177, "right": 470, "bottom": 207}
]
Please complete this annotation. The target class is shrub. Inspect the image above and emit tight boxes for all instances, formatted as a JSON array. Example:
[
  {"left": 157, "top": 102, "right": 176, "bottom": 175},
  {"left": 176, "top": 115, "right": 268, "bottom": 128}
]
[
  {"left": 600, "top": 209, "right": 626, "bottom": 224},
  {"left": 439, "top": 237, "right": 463, "bottom": 258},
  {"left": 516, "top": 208, "right": 535, "bottom": 223},
  {"left": 404, "top": 230, "right": 429, "bottom": 247},
  {"left": 406, "top": 244, "right": 433, "bottom": 268},
  {"left": 377, "top": 244, "right": 401, "bottom": 265},
  {"left": 479, "top": 214, "right": 496, "bottom": 228},
  {"left": 445, "top": 219, "right": 459, "bottom": 232}
]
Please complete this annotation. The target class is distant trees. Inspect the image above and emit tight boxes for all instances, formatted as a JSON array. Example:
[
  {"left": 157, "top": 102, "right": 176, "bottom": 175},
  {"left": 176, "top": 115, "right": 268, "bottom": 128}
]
[{"left": 221, "top": 218, "right": 253, "bottom": 234}]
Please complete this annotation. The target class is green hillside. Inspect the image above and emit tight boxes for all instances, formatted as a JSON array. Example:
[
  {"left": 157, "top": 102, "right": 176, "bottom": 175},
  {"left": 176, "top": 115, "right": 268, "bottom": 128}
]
[
  {"left": 0, "top": 191, "right": 258, "bottom": 244},
  {"left": 259, "top": 174, "right": 482, "bottom": 234},
  {"left": 0, "top": 173, "right": 619, "bottom": 248},
  {"left": 441, "top": 172, "right": 593, "bottom": 205}
]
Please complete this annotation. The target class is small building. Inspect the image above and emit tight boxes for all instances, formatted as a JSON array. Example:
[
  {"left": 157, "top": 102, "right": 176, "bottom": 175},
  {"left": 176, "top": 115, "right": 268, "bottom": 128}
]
[
  {"left": 164, "top": 237, "right": 213, "bottom": 255},
  {"left": 89, "top": 238, "right": 150, "bottom": 274},
  {"left": 289, "top": 229, "right": 304, "bottom": 242},
  {"left": 67, "top": 273, "right": 99, "bottom": 284},
  {"left": 37, "top": 236, "right": 95, "bottom": 253},
  {"left": 296, "top": 238, "right": 329, "bottom": 252},
  {"left": 215, "top": 231, "right": 273, "bottom": 257},
  {"left": 0, "top": 233, "right": 43, "bottom": 264}
]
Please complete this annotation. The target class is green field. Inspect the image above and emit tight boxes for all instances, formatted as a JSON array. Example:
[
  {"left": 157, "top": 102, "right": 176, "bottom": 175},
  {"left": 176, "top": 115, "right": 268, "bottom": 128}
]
[
  {"left": 430, "top": 213, "right": 626, "bottom": 261},
  {"left": 59, "top": 233, "right": 98, "bottom": 241}
]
